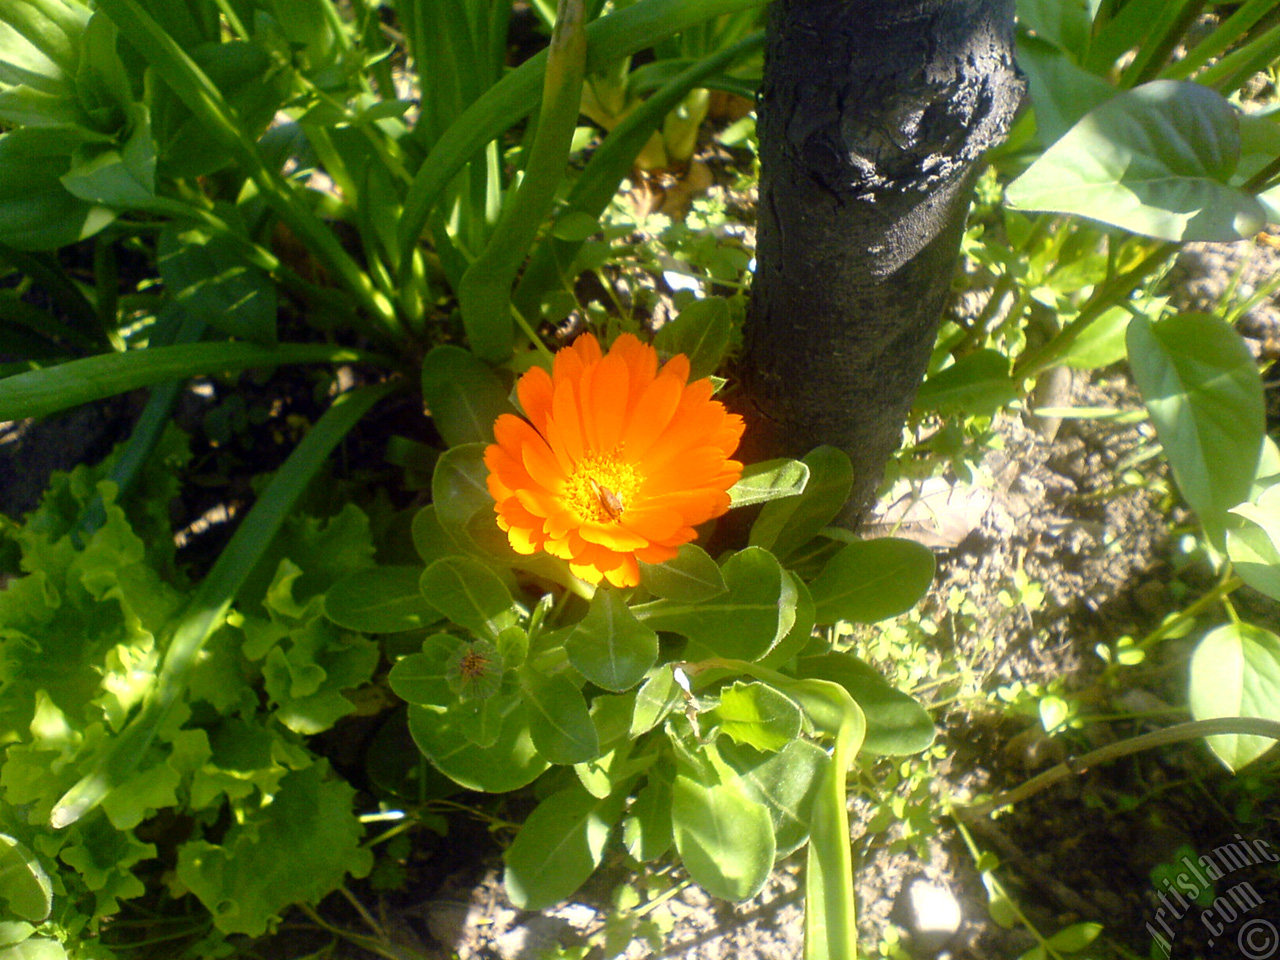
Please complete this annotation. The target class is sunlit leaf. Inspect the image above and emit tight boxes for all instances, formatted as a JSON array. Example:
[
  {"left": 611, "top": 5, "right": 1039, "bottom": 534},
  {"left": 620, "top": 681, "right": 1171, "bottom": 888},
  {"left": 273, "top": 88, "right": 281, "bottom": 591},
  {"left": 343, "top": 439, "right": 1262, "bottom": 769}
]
[
  {"left": 1008, "top": 81, "right": 1266, "bottom": 242},
  {"left": 1188, "top": 623, "right": 1280, "bottom": 771},
  {"left": 1127, "top": 312, "right": 1264, "bottom": 541}
]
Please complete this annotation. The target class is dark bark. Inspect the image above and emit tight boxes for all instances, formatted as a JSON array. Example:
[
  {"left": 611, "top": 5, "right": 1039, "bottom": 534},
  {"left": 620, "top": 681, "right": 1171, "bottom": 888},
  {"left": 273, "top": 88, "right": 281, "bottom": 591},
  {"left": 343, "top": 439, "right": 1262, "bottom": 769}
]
[{"left": 736, "top": 0, "right": 1023, "bottom": 523}]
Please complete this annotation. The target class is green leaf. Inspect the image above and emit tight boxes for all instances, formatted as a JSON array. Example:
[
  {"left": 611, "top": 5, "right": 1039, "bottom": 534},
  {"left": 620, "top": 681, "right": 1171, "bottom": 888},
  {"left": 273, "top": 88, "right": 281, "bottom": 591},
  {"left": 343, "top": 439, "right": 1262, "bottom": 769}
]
[
  {"left": 630, "top": 665, "right": 683, "bottom": 737},
  {"left": 671, "top": 775, "right": 775, "bottom": 901},
  {"left": 431, "top": 443, "right": 494, "bottom": 551},
  {"left": 914, "top": 349, "right": 1017, "bottom": 416},
  {"left": 1189, "top": 622, "right": 1280, "bottom": 771},
  {"left": 262, "top": 618, "right": 379, "bottom": 736},
  {"left": 176, "top": 765, "right": 372, "bottom": 937},
  {"left": 797, "top": 652, "right": 936, "bottom": 755},
  {"left": 324, "top": 566, "right": 440, "bottom": 633},
  {"left": 421, "top": 345, "right": 516, "bottom": 447},
  {"left": 1016, "top": 35, "right": 1115, "bottom": 148},
  {"left": 420, "top": 556, "right": 518, "bottom": 642},
  {"left": 504, "top": 784, "right": 623, "bottom": 910},
  {"left": 809, "top": 538, "right": 935, "bottom": 625},
  {"left": 1228, "top": 481, "right": 1280, "bottom": 600},
  {"left": 1127, "top": 312, "right": 1264, "bottom": 541},
  {"left": 1007, "top": 80, "right": 1266, "bottom": 241},
  {"left": 635, "top": 547, "right": 797, "bottom": 661},
  {"left": 1016, "top": 0, "right": 1093, "bottom": 59},
  {"left": 705, "top": 681, "right": 802, "bottom": 753},
  {"left": 0, "top": 128, "right": 114, "bottom": 250},
  {"left": 411, "top": 506, "right": 456, "bottom": 566},
  {"left": 0, "top": 938, "right": 68, "bottom": 960},
  {"left": 1057, "top": 305, "right": 1134, "bottom": 370},
  {"left": 0, "top": 342, "right": 385, "bottom": 422},
  {"left": 0, "top": 0, "right": 88, "bottom": 80},
  {"left": 1045, "top": 921, "right": 1103, "bottom": 951},
  {"left": 727, "top": 458, "right": 809, "bottom": 507},
  {"left": 51, "top": 381, "right": 397, "bottom": 829},
  {"left": 566, "top": 586, "right": 659, "bottom": 692},
  {"left": 0, "top": 835, "right": 51, "bottom": 923},
  {"left": 653, "top": 298, "right": 732, "bottom": 380},
  {"left": 758, "top": 574, "right": 817, "bottom": 668},
  {"left": 0, "top": 923, "right": 36, "bottom": 949},
  {"left": 622, "top": 773, "right": 674, "bottom": 862},
  {"left": 639, "top": 543, "right": 727, "bottom": 601},
  {"left": 61, "top": 116, "right": 157, "bottom": 209},
  {"left": 750, "top": 446, "right": 853, "bottom": 560},
  {"left": 408, "top": 702, "right": 548, "bottom": 792},
  {"left": 388, "top": 635, "right": 469, "bottom": 707},
  {"left": 520, "top": 666, "right": 600, "bottom": 765},
  {"left": 397, "top": 0, "right": 770, "bottom": 268},
  {"left": 157, "top": 222, "right": 277, "bottom": 344},
  {"left": 718, "top": 739, "right": 830, "bottom": 856}
]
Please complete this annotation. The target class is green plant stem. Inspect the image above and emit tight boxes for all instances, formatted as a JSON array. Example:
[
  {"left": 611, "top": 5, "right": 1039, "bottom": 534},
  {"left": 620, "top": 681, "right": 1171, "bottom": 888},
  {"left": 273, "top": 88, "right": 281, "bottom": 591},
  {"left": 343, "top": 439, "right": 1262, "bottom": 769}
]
[
  {"left": 1243, "top": 152, "right": 1280, "bottom": 194},
  {"left": 1135, "top": 575, "right": 1242, "bottom": 654},
  {"left": 456, "top": 0, "right": 587, "bottom": 360},
  {"left": 952, "top": 817, "right": 1069, "bottom": 960},
  {"left": 340, "top": 885, "right": 389, "bottom": 941},
  {"left": 960, "top": 217, "right": 1052, "bottom": 349},
  {"left": 1012, "top": 241, "right": 1177, "bottom": 381},
  {"left": 297, "top": 904, "right": 405, "bottom": 960},
  {"left": 958, "top": 717, "right": 1280, "bottom": 817}
]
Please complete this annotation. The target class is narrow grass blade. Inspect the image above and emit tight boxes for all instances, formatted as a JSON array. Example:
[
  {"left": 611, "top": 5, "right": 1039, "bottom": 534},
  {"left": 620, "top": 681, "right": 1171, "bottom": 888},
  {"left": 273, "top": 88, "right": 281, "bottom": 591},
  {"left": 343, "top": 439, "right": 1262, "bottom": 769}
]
[
  {"left": 514, "top": 31, "right": 764, "bottom": 319},
  {"left": 0, "top": 342, "right": 394, "bottom": 421},
  {"left": 456, "top": 0, "right": 587, "bottom": 359},
  {"left": 396, "top": 0, "right": 769, "bottom": 271}
]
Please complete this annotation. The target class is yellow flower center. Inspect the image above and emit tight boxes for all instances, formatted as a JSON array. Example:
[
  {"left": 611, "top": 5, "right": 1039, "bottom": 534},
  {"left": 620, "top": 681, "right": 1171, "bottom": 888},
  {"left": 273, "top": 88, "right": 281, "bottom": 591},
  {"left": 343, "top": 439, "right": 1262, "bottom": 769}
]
[{"left": 567, "top": 452, "right": 639, "bottom": 524}]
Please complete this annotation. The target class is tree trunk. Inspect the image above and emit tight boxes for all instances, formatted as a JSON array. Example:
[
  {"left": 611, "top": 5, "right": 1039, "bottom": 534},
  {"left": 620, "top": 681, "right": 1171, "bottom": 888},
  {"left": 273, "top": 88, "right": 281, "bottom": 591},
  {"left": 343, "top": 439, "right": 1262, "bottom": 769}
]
[{"left": 736, "top": 0, "right": 1023, "bottom": 523}]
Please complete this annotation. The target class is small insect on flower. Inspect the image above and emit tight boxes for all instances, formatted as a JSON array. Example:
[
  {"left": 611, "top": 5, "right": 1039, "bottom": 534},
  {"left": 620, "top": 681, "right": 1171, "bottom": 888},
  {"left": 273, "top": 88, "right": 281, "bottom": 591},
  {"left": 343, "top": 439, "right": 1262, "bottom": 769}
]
[
  {"left": 484, "top": 332, "right": 744, "bottom": 587},
  {"left": 588, "top": 477, "right": 626, "bottom": 521}
]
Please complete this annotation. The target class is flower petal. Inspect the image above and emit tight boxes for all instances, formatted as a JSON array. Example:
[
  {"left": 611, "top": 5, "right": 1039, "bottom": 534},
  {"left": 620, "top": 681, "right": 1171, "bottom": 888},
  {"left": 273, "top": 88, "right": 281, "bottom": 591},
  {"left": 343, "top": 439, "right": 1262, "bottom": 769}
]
[{"left": 516, "top": 364, "right": 555, "bottom": 434}]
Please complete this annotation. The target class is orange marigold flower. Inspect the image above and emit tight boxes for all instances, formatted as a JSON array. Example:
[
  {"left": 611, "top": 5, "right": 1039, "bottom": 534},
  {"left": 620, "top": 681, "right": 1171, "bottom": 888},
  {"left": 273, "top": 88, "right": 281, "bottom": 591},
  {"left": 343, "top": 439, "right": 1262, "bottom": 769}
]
[{"left": 484, "top": 332, "right": 745, "bottom": 588}]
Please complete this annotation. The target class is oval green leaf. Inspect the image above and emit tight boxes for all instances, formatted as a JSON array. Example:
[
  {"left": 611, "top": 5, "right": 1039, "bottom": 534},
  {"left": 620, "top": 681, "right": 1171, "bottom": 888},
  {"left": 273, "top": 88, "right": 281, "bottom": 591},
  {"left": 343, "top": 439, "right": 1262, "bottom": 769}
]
[
  {"left": 639, "top": 543, "right": 727, "bottom": 602},
  {"left": 408, "top": 702, "right": 548, "bottom": 792},
  {"left": 519, "top": 667, "right": 600, "bottom": 765},
  {"left": 809, "top": 538, "right": 935, "bottom": 625},
  {"left": 1188, "top": 623, "right": 1280, "bottom": 771},
  {"left": 324, "top": 566, "right": 440, "bottom": 633},
  {"left": 1127, "top": 312, "right": 1264, "bottom": 541},
  {"left": 0, "top": 834, "right": 52, "bottom": 922},
  {"left": 420, "top": 557, "right": 518, "bottom": 642},
  {"left": 672, "top": 775, "right": 775, "bottom": 901},
  {"left": 389, "top": 635, "right": 463, "bottom": 707},
  {"left": 750, "top": 446, "right": 853, "bottom": 561},
  {"left": 728, "top": 458, "right": 809, "bottom": 508},
  {"left": 421, "top": 345, "right": 516, "bottom": 448},
  {"left": 1007, "top": 80, "right": 1266, "bottom": 242},
  {"left": 634, "top": 547, "right": 797, "bottom": 661},
  {"left": 504, "top": 785, "right": 623, "bottom": 910},
  {"left": 704, "top": 681, "right": 802, "bottom": 753},
  {"left": 566, "top": 586, "right": 659, "bottom": 692},
  {"left": 653, "top": 297, "right": 732, "bottom": 381},
  {"left": 797, "top": 652, "right": 935, "bottom": 755},
  {"left": 717, "top": 739, "right": 830, "bottom": 856},
  {"left": 431, "top": 443, "right": 494, "bottom": 550}
]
